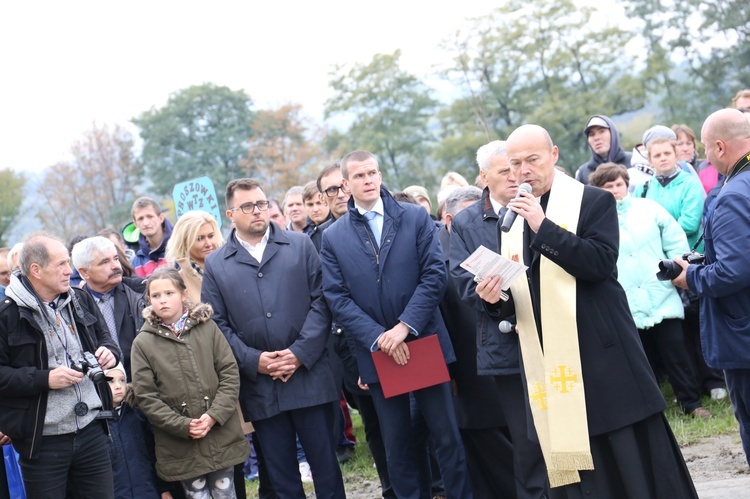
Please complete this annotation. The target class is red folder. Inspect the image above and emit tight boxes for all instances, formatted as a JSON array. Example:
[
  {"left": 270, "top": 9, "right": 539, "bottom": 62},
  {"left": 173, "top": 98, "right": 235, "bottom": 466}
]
[{"left": 371, "top": 334, "right": 450, "bottom": 398}]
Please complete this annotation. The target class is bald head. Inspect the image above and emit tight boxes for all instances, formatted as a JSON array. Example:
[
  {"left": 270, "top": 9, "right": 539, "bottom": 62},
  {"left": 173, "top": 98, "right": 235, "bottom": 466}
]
[
  {"left": 507, "top": 125, "right": 554, "bottom": 151},
  {"left": 506, "top": 124, "right": 559, "bottom": 195},
  {"left": 701, "top": 109, "right": 750, "bottom": 175}
]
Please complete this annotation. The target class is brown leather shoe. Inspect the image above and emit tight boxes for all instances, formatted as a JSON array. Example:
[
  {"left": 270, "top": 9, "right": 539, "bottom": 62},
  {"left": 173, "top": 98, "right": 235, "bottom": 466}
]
[{"left": 690, "top": 406, "right": 713, "bottom": 419}]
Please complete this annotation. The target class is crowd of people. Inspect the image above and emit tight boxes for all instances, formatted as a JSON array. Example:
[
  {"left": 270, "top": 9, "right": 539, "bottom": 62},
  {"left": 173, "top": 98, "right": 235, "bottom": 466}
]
[{"left": 1, "top": 89, "right": 750, "bottom": 499}]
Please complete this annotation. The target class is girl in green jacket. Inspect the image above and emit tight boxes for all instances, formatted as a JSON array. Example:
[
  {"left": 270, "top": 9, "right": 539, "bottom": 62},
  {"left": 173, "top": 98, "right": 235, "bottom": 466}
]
[{"left": 131, "top": 267, "right": 249, "bottom": 498}]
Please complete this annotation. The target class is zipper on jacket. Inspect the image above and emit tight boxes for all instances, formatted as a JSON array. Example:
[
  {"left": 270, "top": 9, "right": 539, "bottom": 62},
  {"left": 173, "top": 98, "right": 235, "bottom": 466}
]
[
  {"left": 366, "top": 219, "right": 393, "bottom": 267},
  {"left": 181, "top": 402, "right": 188, "bottom": 416},
  {"left": 29, "top": 325, "right": 45, "bottom": 458}
]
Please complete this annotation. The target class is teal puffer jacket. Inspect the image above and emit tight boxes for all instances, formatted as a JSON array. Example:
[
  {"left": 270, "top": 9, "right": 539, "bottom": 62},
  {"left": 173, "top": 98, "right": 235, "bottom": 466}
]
[{"left": 615, "top": 196, "right": 690, "bottom": 330}]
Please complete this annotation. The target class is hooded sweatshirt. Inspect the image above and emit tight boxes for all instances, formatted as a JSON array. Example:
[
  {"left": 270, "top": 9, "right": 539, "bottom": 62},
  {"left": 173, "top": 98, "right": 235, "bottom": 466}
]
[{"left": 576, "top": 115, "right": 633, "bottom": 185}]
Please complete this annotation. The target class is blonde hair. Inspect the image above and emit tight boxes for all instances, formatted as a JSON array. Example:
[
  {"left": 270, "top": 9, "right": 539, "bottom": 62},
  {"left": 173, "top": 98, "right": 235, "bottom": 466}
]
[
  {"left": 166, "top": 211, "right": 224, "bottom": 265},
  {"left": 439, "top": 171, "right": 469, "bottom": 190},
  {"left": 646, "top": 136, "right": 677, "bottom": 158}
]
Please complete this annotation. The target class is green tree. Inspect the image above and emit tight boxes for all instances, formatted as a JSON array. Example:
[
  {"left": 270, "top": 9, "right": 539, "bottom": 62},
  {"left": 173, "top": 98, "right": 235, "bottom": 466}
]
[
  {"left": 437, "top": 0, "right": 645, "bottom": 170},
  {"left": 36, "top": 123, "right": 142, "bottom": 240},
  {"left": 325, "top": 50, "right": 438, "bottom": 189},
  {"left": 133, "top": 83, "right": 255, "bottom": 198},
  {"left": 619, "top": 0, "right": 750, "bottom": 129},
  {"left": 0, "top": 168, "right": 26, "bottom": 246}
]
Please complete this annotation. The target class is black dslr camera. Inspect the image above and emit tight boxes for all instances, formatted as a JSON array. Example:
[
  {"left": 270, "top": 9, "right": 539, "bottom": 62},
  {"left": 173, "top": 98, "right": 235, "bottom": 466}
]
[
  {"left": 656, "top": 252, "right": 706, "bottom": 281},
  {"left": 71, "top": 351, "right": 106, "bottom": 383}
]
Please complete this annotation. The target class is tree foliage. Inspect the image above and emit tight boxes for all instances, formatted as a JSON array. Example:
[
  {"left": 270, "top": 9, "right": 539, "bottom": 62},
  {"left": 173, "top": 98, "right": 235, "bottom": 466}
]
[
  {"left": 437, "top": 0, "right": 645, "bottom": 170},
  {"left": 245, "top": 104, "right": 324, "bottom": 199},
  {"left": 36, "top": 123, "right": 141, "bottom": 240},
  {"left": 325, "top": 50, "right": 438, "bottom": 189},
  {"left": 133, "top": 83, "right": 255, "bottom": 199},
  {"left": 0, "top": 169, "right": 26, "bottom": 246},
  {"left": 619, "top": 0, "right": 750, "bottom": 130}
]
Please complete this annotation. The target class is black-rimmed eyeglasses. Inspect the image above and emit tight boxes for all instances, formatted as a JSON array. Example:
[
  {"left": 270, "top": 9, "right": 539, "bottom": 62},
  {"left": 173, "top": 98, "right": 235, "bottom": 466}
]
[
  {"left": 323, "top": 185, "right": 348, "bottom": 198},
  {"left": 230, "top": 201, "right": 270, "bottom": 214}
]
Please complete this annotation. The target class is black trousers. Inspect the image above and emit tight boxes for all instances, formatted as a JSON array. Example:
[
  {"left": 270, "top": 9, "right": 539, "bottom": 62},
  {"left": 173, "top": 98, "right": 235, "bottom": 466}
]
[
  {"left": 639, "top": 318, "right": 704, "bottom": 413},
  {"left": 460, "top": 426, "right": 517, "bottom": 499},
  {"left": 493, "top": 374, "right": 548, "bottom": 499},
  {"left": 253, "top": 403, "right": 345, "bottom": 499},
  {"left": 369, "top": 381, "right": 473, "bottom": 499},
  {"left": 18, "top": 421, "right": 114, "bottom": 499}
]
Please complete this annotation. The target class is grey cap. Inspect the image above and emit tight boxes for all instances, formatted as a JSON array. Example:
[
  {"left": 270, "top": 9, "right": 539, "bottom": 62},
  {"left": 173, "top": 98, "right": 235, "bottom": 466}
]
[
  {"left": 584, "top": 116, "right": 610, "bottom": 135},
  {"left": 642, "top": 125, "right": 677, "bottom": 148}
]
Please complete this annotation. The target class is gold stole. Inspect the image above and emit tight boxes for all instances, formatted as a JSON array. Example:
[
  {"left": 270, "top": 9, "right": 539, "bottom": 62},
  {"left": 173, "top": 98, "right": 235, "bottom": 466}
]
[{"left": 501, "top": 171, "right": 594, "bottom": 487}]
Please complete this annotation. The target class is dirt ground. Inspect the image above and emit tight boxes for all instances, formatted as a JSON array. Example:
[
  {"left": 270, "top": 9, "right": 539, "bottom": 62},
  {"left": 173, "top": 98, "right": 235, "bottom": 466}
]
[
  {"left": 681, "top": 432, "right": 748, "bottom": 483},
  {"left": 333, "top": 433, "right": 750, "bottom": 499}
]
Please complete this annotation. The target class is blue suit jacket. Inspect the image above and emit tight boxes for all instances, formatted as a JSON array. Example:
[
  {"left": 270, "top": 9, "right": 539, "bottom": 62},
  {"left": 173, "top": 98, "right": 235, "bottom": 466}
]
[
  {"left": 320, "top": 188, "right": 455, "bottom": 384},
  {"left": 688, "top": 169, "right": 750, "bottom": 369},
  {"left": 201, "top": 225, "right": 337, "bottom": 421}
]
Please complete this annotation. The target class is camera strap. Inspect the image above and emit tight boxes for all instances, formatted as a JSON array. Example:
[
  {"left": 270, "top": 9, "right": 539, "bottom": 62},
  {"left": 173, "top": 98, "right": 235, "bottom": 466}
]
[{"left": 724, "top": 151, "right": 750, "bottom": 185}]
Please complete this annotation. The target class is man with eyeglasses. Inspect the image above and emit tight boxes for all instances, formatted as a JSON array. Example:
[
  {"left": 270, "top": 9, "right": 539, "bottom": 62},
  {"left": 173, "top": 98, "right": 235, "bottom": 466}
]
[
  {"left": 317, "top": 162, "right": 350, "bottom": 225},
  {"left": 201, "top": 178, "right": 345, "bottom": 499}
]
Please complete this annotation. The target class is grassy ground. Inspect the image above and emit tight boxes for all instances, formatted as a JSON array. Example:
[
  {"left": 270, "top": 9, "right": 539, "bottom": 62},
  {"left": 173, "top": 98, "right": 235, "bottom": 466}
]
[
  {"left": 660, "top": 381, "right": 738, "bottom": 445},
  {"left": 244, "top": 384, "right": 739, "bottom": 497}
]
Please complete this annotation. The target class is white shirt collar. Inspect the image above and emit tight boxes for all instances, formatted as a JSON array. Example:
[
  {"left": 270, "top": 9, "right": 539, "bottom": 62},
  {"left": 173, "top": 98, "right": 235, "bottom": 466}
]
[
  {"left": 488, "top": 194, "right": 506, "bottom": 215},
  {"left": 355, "top": 197, "right": 384, "bottom": 217},
  {"left": 235, "top": 228, "right": 270, "bottom": 262}
]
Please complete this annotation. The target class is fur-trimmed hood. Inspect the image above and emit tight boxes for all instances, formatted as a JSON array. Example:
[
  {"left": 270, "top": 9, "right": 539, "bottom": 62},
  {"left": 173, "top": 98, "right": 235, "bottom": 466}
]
[{"left": 141, "top": 302, "right": 213, "bottom": 328}]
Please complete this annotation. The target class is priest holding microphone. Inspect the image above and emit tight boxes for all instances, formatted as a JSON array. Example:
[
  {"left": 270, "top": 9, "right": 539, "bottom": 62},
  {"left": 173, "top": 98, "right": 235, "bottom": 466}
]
[{"left": 478, "top": 125, "right": 697, "bottom": 498}]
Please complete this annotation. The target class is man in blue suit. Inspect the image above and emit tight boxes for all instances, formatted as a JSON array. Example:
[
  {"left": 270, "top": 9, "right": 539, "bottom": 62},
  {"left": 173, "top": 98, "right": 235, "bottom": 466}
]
[
  {"left": 202, "top": 178, "right": 345, "bottom": 499},
  {"left": 321, "top": 150, "right": 473, "bottom": 499}
]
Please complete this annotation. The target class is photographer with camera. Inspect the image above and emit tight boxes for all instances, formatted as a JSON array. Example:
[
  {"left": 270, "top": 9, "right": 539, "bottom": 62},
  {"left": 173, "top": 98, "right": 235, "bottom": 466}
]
[
  {"left": 0, "top": 233, "right": 120, "bottom": 498},
  {"left": 672, "top": 108, "right": 750, "bottom": 466}
]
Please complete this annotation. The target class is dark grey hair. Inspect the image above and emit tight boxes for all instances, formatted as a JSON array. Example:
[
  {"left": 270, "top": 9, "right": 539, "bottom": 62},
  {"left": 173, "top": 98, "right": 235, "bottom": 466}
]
[
  {"left": 19, "top": 232, "right": 66, "bottom": 276},
  {"left": 445, "top": 186, "right": 483, "bottom": 216}
]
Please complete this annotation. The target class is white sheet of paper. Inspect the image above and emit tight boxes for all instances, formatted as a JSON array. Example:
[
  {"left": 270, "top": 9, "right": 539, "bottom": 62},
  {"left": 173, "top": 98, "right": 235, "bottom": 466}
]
[{"left": 459, "top": 244, "right": 528, "bottom": 291}]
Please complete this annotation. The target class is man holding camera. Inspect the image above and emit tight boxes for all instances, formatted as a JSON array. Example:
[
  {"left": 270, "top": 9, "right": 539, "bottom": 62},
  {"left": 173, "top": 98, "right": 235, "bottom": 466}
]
[
  {"left": 673, "top": 108, "right": 750, "bottom": 466},
  {"left": 0, "top": 233, "right": 120, "bottom": 498}
]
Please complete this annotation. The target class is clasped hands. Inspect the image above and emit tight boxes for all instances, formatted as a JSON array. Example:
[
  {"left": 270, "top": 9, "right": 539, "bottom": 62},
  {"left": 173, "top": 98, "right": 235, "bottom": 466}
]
[
  {"left": 377, "top": 322, "right": 411, "bottom": 366},
  {"left": 188, "top": 413, "right": 216, "bottom": 439},
  {"left": 260, "top": 349, "right": 302, "bottom": 382}
]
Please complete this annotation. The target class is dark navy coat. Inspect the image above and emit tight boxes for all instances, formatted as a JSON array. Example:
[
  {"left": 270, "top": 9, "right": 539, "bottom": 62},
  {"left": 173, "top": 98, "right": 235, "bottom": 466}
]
[
  {"left": 108, "top": 402, "right": 160, "bottom": 498},
  {"left": 688, "top": 169, "right": 750, "bottom": 369},
  {"left": 449, "top": 188, "right": 521, "bottom": 376},
  {"left": 320, "top": 188, "right": 455, "bottom": 385},
  {"left": 201, "top": 225, "right": 338, "bottom": 422}
]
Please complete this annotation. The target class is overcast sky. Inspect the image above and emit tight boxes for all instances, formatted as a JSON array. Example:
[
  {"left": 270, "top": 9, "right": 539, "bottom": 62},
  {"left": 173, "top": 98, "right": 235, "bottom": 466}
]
[
  {"left": 0, "top": 0, "right": 508, "bottom": 171},
  {"left": 0, "top": 1, "right": 622, "bottom": 174}
]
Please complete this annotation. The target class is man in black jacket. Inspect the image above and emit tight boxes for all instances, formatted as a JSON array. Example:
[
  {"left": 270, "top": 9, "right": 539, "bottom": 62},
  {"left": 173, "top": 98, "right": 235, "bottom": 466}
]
[
  {"left": 450, "top": 140, "right": 548, "bottom": 499},
  {"left": 73, "top": 236, "right": 145, "bottom": 380},
  {"left": 485, "top": 124, "right": 696, "bottom": 498},
  {"left": 0, "top": 233, "right": 120, "bottom": 498}
]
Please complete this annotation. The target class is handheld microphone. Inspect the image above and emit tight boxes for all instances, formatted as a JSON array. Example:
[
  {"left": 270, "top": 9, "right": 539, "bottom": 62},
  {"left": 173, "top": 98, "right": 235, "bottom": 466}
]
[
  {"left": 500, "top": 183, "right": 532, "bottom": 232},
  {"left": 498, "top": 320, "right": 515, "bottom": 334}
]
